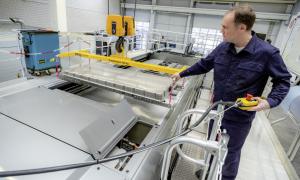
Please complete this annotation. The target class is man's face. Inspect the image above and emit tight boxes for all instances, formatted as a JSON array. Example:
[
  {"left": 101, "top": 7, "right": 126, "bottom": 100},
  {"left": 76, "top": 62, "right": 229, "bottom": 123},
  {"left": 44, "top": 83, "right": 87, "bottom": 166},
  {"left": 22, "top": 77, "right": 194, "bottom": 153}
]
[{"left": 221, "top": 12, "right": 245, "bottom": 43}]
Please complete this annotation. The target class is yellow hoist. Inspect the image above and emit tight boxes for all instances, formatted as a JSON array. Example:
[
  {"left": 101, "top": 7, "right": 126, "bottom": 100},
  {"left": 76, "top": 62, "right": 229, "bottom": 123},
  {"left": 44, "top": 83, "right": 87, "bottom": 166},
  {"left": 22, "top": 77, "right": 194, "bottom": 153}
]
[
  {"left": 106, "top": 15, "right": 135, "bottom": 53},
  {"left": 58, "top": 15, "right": 187, "bottom": 75}
]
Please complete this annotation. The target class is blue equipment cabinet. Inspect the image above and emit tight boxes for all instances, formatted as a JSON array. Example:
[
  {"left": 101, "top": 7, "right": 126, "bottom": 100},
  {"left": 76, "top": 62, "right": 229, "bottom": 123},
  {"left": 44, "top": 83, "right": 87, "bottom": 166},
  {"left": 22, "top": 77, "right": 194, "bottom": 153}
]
[{"left": 21, "top": 30, "right": 60, "bottom": 73}]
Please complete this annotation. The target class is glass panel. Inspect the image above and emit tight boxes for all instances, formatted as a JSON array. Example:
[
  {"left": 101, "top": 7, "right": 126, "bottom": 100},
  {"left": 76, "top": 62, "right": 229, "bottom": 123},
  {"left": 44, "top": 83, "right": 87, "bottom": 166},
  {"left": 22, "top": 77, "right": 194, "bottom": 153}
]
[{"left": 192, "top": 27, "right": 223, "bottom": 55}]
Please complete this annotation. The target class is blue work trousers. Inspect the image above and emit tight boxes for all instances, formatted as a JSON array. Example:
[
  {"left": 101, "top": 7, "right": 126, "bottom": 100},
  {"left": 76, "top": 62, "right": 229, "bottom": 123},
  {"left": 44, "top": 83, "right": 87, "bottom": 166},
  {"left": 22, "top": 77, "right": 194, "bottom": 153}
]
[{"left": 209, "top": 119, "right": 252, "bottom": 180}]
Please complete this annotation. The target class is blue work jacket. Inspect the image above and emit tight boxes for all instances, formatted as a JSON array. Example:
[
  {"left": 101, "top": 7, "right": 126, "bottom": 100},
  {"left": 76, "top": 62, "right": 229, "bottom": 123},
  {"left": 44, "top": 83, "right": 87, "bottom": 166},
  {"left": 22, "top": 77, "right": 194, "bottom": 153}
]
[{"left": 180, "top": 32, "right": 291, "bottom": 122}]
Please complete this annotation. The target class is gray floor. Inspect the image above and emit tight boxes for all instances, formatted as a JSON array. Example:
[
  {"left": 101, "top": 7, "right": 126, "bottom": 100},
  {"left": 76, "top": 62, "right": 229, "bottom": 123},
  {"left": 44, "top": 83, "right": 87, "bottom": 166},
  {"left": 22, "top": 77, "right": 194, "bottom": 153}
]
[
  {"left": 267, "top": 107, "right": 300, "bottom": 178},
  {"left": 237, "top": 112, "right": 290, "bottom": 180}
]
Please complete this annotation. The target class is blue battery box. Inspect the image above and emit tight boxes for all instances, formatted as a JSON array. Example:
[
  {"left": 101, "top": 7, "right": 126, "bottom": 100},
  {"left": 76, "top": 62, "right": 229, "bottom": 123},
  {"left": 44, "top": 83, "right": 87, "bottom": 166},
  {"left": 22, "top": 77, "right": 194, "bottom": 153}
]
[{"left": 21, "top": 30, "right": 60, "bottom": 71}]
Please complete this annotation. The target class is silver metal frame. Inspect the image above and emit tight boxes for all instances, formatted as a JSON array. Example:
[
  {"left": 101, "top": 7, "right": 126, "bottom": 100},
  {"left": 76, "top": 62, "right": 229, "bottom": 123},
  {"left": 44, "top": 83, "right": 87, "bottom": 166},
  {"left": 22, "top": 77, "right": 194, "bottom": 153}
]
[{"left": 160, "top": 105, "right": 228, "bottom": 180}]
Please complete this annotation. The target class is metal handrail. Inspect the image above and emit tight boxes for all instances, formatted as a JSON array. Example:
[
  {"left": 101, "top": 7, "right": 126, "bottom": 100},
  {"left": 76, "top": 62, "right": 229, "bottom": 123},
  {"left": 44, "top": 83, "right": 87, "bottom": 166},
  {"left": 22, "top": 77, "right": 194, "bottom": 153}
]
[
  {"left": 175, "top": 109, "right": 218, "bottom": 135},
  {"left": 162, "top": 102, "right": 233, "bottom": 180},
  {"left": 161, "top": 135, "right": 229, "bottom": 180},
  {"left": 174, "top": 108, "right": 218, "bottom": 166}
]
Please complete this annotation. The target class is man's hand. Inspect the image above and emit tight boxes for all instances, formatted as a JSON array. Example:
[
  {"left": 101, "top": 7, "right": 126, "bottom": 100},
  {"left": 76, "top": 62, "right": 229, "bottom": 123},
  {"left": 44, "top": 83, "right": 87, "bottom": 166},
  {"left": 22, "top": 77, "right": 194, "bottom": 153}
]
[
  {"left": 171, "top": 73, "right": 181, "bottom": 84},
  {"left": 248, "top": 97, "right": 270, "bottom": 111}
]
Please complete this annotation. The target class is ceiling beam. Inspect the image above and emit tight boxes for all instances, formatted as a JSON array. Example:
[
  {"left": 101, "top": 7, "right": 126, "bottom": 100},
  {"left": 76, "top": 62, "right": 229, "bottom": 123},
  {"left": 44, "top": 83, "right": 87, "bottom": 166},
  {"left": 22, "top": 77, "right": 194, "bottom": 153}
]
[
  {"left": 194, "top": 0, "right": 296, "bottom": 4},
  {"left": 122, "top": 3, "right": 291, "bottom": 21}
]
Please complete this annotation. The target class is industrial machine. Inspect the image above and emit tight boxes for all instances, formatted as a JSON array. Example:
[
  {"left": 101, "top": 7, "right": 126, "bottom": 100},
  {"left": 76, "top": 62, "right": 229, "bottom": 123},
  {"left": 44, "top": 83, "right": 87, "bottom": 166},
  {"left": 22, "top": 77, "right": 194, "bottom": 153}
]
[
  {"left": 20, "top": 30, "right": 60, "bottom": 75},
  {"left": 0, "top": 15, "right": 207, "bottom": 180},
  {"left": 0, "top": 49, "right": 202, "bottom": 180},
  {"left": 92, "top": 33, "right": 135, "bottom": 56},
  {"left": 92, "top": 34, "right": 117, "bottom": 56}
]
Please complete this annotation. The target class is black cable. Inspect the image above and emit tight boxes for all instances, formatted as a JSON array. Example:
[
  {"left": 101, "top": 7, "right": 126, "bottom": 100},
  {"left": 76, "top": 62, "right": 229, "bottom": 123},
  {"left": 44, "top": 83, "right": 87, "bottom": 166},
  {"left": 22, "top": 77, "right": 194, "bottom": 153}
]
[
  {"left": 0, "top": 161, "right": 99, "bottom": 177},
  {"left": 116, "top": 36, "right": 125, "bottom": 53},
  {"left": 122, "top": 0, "right": 126, "bottom": 29},
  {"left": 133, "top": 0, "right": 137, "bottom": 20},
  {"left": 107, "top": 0, "right": 109, "bottom": 15},
  {"left": 123, "top": 0, "right": 126, "bottom": 17},
  {"left": 0, "top": 101, "right": 235, "bottom": 178},
  {"left": 0, "top": 129, "right": 188, "bottom": 178},
  {"left": 190, "top": 101, "right": 236, "bottom": 129}
]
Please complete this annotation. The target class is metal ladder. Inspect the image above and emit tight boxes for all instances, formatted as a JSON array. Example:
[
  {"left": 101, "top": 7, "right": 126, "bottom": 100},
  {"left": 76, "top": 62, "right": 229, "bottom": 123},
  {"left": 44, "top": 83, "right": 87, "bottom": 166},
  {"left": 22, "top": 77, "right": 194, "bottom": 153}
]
[{"left": 161, "top": 105, "right": 229, "bottom": 180}]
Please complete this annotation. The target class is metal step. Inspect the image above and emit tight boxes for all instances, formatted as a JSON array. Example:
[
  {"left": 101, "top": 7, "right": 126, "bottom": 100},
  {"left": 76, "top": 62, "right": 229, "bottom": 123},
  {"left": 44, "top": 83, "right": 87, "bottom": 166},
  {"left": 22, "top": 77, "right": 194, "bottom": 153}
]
[{"left": 171, "top": 131, "right": 207, "bottom": 180}]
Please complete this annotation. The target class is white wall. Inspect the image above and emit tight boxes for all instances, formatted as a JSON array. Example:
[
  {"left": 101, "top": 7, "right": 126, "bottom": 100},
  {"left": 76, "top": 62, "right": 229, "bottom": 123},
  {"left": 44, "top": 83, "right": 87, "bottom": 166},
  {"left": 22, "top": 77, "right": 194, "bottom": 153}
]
[
  {"left": 157, "top": 0, "right": 190, "bottom": 7},
  {"left": 155, "top": 12, "right": 188, "bottom": 33},
  {"left": 193, "top": 15, "right": 222, "bottom": 30},
  {"left": 0, "top": 0, "right": 120, "bottom": 32},
  {"left": 154, "top": 12, "right": 189, "bottom": 43},
  {"left": 126, "top": 0, "right": 152, "bottom": 5},
  {"left": 195, "top": 2, "right": 233, "bottom": 10},
  {"left": 66, "top": 0, "right": 120, "bottom": 32},
  {"left": 274, "top": 21, "right": 287, "bottom": 49},
  {"left": 125, "top": 0, "right": 152, "bottom": 5},
  {"left": 0, "top": 0, "right": 53, "bottom": 29},
  {"left": 292, "top": 0, "right": 300, "bottom": 14},
  {"left": 253, "top": 21, "right": 272, "bottom": 34},
  {"left": 126, "top": 9, "right": 151, "bottom": 22},
  {"left": 0, "top": 22, "right": 23, "bottom": 83},
  {"left": 0, "top": 0, "right": 52, "bottom": 82},
  {"left": 274, "top": 0, "right": 300, "bottom": 50}
]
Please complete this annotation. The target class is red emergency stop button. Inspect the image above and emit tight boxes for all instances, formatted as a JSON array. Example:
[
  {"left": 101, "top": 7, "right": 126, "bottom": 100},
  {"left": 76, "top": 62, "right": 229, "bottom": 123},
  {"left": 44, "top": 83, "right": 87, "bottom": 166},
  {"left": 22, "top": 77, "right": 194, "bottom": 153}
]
[{"left": 246, "top": 94, "right": 253, "bottom": 101}]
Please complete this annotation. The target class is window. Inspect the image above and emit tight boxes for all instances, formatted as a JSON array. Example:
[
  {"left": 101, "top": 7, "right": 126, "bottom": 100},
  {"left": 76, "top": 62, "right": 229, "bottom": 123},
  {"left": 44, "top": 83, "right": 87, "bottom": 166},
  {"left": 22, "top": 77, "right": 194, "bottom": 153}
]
[
  {"left": 191, "top": 27, "right": 223, "bottom": 55},
  {"left": 135, "top": 21, "right": 150, "bottom": 49}
]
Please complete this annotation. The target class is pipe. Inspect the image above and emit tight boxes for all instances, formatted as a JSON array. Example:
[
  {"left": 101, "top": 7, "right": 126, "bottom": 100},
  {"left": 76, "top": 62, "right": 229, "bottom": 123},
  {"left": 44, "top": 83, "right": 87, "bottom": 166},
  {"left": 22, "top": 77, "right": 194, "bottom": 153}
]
[
  {"left": 9, "top": 17, "right": 24, "bottom": 29},
  {"left": 0, "top": 101, "right": 236, "bottom": 178}
]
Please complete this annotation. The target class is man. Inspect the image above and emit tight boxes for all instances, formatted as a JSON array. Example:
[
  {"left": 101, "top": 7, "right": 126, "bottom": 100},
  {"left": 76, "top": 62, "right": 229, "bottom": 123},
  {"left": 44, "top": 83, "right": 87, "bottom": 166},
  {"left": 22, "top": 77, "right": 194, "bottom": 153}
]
[{"left": 171, "top": 5, "right": 291, "bottom": 180}]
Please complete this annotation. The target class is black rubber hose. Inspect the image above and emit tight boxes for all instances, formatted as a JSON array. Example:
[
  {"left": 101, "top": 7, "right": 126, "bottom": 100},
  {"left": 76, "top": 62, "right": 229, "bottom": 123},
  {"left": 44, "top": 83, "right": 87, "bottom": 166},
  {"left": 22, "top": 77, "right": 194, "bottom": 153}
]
[
  {"left": 115, "top": 37, "right": 124, "bottom": 53},
  {"left": 107, "top": 0, "right": 109, "bottom": 15},
  {"left": 190, "top": 101, "right": 236, "bottom": 129},
  {"left": 0, "top": 131, "right": 186, "bottom": 178},
  {"left": 0, "top": 101, "right": 235, "bottom": 178}
]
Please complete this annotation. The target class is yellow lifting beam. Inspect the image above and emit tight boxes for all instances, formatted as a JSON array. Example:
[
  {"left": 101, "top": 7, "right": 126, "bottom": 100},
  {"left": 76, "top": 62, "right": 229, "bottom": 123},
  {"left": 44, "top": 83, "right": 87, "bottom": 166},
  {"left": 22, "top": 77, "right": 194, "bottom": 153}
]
[{"left": 58, "top": 50, "right": 187, "bottom": 75}]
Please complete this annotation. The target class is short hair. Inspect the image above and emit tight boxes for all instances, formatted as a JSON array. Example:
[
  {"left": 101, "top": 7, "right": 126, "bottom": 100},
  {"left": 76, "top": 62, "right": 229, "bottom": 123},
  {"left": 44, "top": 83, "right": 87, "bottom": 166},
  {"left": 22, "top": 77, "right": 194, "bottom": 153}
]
[{"left": 227, "top": 5, "right": 256, "bottom": 31}]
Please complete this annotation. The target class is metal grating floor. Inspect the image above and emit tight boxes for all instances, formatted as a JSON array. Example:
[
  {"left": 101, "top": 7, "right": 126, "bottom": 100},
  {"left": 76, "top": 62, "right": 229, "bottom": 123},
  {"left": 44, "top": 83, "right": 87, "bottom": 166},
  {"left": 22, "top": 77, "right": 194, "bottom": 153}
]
[
  {"left": 171, "top": 131, "right": 206, "bottom": 180},
  {"left": 171, "top": 87, "right": 211, "bottom": 180}
]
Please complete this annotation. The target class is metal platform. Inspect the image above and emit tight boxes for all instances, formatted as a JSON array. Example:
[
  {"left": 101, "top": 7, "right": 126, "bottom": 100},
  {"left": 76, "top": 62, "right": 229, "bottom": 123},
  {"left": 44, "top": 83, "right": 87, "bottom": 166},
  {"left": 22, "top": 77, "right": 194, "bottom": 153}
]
[
  {"left": 170, "top": 91, "right": 210, "bottom": 180},
  {"left": 0, "top": 71, "right": 202, "bottom": 180},
  {"left": 171, "top": 132, "right": 206, "bottom": 180}
]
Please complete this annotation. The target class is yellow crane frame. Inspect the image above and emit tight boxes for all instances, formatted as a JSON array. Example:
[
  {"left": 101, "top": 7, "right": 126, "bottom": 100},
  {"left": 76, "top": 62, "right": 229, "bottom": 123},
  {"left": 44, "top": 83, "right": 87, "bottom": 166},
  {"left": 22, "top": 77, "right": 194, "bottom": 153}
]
[{"left": 58, "top": 50, "right": 187, "bottom": 75}]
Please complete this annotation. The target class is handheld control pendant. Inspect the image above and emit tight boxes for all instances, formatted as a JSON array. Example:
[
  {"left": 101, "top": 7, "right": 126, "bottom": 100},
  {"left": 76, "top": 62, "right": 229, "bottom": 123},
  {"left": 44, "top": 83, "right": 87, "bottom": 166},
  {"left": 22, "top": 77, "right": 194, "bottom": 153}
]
[{"left": 236, "top": 94, "right": 259, "bottom": 110}]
